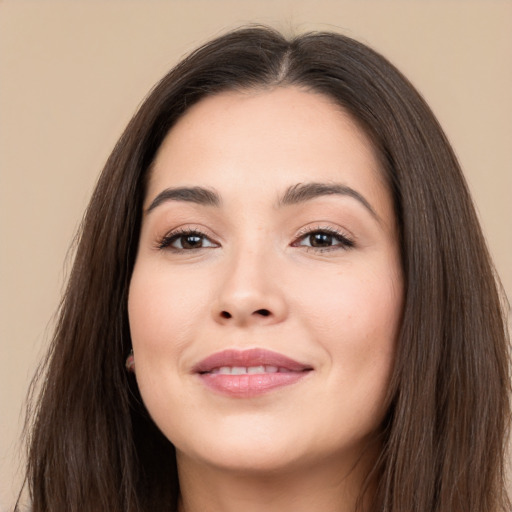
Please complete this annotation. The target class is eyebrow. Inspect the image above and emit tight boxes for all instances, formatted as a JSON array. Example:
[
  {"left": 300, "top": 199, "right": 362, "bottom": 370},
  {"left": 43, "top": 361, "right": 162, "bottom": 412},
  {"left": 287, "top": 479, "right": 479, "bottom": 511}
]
[
  {"left": 146, "top": 186, "right": 221, "bottom": 213},
  {"left": 277, "top": 182, "right": 379, "bottom": 221},
  {"left": 146, "top": 182, "right": 379, "bottom": 222}
]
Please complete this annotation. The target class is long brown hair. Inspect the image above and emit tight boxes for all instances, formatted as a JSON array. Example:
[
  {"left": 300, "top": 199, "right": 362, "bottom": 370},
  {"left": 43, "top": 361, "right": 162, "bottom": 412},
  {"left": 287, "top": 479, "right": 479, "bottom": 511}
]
[{"left": 20, "top": 26, "right": 510, "bottom": 512}]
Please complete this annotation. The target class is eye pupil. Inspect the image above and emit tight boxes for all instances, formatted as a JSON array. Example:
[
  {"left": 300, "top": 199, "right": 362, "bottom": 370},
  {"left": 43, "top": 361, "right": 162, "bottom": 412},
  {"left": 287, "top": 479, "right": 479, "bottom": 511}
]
[
  {"left": 310, "top": 233, "right": 333, "bottom": 247},
  {"left": 182, "top": 235, "right": 203, "bottom": 249}
]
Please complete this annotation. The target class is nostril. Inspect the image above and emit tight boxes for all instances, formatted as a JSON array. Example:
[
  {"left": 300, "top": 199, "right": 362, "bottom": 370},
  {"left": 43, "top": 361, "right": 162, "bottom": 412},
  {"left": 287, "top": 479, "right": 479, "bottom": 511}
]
[
  {"left": 255, "top": 309, "right": 271, "bottom": 317},
  {"left": 220, "top": 311, "right": 232, "bottom": 319}
]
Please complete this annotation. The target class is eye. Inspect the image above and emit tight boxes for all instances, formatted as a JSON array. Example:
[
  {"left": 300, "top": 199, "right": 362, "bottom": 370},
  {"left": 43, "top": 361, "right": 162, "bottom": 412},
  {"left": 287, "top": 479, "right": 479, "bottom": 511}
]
[
  {"left": 158, "top": 229, "right": 219, "bottom": 251},
  {"left": 293, "top": 227, "right": 354, "bottom": 252}
]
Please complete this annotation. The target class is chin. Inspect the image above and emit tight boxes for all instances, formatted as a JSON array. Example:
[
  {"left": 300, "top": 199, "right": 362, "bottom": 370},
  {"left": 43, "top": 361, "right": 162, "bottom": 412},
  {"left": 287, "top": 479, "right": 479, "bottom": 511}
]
[
  {"left": 177, "top": 441, "right": 309, "bottom": 476},
  {"left": 169, "top": 417, "right": 304, "bottom": 472},
  {"left": 171, "top": 416, "right": 373, "bottom": 478}
]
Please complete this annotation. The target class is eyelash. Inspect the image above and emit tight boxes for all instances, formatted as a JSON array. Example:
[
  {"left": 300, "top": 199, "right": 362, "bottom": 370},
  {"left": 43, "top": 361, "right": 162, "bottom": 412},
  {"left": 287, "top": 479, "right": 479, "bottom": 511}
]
[
  {"left": 292, "top": 226, "right": 355, "bottom": 253},
  {"left": 156, "top": 227, "right": 215, "bottom": 252},
  {"left": 156, "top": 226, "right": 355, "bottom": 253}
]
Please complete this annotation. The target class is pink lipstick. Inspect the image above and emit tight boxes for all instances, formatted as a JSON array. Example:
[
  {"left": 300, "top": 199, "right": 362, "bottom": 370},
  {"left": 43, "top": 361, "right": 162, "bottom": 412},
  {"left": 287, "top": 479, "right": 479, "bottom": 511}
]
[{"left": 193, "top": 348, "right": 313, "bottom": 398}]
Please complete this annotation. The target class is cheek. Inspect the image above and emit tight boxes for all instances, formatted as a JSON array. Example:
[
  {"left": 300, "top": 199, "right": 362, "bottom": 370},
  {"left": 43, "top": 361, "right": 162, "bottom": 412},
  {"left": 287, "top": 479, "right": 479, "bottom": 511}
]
[
  {"left": 295, "top": 261, "right": 402, "bottom": 391},
  {"left": 127, "top": 264, "right": 206, "bottom": 428},
  {"left": 298, "top": 262, "right": 401, "bottom": 337},
  {"left": 129, "top": 263, "right": 205, "bottom": 351},
  {"left": 127, "top": 262, "right": 212, "bottom": 405}
]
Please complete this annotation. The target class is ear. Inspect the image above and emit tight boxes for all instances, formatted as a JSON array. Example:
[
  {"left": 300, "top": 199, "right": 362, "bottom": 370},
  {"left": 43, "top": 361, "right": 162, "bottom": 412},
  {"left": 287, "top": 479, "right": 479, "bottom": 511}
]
[{"left": 125, "top": 349, "right": 135, "bottom": 373}]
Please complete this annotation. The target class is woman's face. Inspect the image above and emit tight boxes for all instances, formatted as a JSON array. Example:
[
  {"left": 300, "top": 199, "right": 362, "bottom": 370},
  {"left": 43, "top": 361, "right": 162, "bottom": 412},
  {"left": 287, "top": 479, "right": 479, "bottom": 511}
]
[{"left": 128, "top": 87, "right": 403, "bottom": 475}]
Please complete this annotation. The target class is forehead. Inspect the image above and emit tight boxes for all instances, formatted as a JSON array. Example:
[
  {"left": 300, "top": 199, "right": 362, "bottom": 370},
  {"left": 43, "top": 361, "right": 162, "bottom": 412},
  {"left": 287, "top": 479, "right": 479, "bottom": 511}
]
[{"left": 147, "top": 87, "right": 392, "bottom": 222}]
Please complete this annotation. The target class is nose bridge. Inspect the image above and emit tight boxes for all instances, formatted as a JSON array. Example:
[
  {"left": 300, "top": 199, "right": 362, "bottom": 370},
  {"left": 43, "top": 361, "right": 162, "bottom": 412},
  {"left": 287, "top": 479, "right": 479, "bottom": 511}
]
[{"left": 213, "top": 234, "right": 287, "bottom": 326}]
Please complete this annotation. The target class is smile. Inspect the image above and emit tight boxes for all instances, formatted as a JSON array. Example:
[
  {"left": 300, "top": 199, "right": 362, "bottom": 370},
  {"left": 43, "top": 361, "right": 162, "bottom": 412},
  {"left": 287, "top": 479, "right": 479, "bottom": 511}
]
[
  {"left": 209, "top": 365, "right": 304, "bottom": 374},
  {"left": 193, "top": 348, "right": 313, "bottom": 397}
]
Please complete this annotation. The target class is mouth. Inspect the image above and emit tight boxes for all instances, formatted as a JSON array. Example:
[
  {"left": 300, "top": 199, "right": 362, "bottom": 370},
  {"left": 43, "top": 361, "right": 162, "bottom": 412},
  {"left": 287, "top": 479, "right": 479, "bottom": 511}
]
[
  {"left": 208, "top": 365, "right": 295, "bottom": 375},
  {"left": 193, "top": 348, "right": 313, "bottom": 398}
]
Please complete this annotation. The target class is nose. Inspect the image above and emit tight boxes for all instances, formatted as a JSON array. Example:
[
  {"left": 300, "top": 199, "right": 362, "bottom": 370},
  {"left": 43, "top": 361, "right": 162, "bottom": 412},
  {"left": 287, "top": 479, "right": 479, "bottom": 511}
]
[{"left": 212, "top": 248, "right": 288, "bottom": 327}]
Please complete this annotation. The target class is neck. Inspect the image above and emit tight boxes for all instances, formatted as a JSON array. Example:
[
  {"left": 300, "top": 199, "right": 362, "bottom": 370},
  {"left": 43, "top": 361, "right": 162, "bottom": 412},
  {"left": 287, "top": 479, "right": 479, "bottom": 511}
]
[{"left": 176, "top": 449, "right": 377, "bottom": 512}]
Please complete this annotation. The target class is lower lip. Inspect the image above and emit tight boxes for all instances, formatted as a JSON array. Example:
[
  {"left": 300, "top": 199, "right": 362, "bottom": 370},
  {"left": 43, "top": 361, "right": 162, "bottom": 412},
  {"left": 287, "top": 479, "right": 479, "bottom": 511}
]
[{"left": 198, "top": 372, "right": 309, "bottom": 398}]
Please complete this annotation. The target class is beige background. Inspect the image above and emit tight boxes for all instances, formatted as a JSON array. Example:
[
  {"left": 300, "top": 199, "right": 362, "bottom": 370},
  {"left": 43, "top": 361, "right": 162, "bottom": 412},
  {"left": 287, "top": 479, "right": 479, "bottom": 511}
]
[{"left": 1, "top": 1, "right": 511, "bottom": 509}]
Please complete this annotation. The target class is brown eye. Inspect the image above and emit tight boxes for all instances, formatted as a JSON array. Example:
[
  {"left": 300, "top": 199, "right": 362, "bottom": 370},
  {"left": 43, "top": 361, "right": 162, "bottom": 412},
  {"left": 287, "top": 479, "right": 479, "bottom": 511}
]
[
  {"left": 177, "top": 234, "right": 204, "bottom": 249},
  {"left": 159, "top": 230, "right": 219, "bottom": 251},
  {"left": 309, "top": 232, "right": 334, "bottom": 248},
  {"left": 295, "top": 229, "right": 354, "bottom": 251}
]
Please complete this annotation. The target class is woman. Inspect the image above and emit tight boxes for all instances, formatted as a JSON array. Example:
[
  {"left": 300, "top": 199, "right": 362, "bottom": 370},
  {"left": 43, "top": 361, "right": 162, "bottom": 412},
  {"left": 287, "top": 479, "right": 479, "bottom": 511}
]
[{"left": 20, "top": 26, "right": 510, "bottom": 512}]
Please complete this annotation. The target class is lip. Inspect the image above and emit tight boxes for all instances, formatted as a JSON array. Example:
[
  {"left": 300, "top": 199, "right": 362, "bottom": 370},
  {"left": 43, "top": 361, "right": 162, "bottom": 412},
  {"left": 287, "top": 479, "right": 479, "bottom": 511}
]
[{"left": 193, "top": 348, "right": 313, "bottom": 398}]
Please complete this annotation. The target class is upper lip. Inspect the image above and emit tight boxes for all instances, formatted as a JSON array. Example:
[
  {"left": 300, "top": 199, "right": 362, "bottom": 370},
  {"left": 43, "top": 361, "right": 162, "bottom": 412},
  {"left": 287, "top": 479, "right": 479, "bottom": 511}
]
[{"left": 193, "top": 348, "right": 313, "bottom": 374}]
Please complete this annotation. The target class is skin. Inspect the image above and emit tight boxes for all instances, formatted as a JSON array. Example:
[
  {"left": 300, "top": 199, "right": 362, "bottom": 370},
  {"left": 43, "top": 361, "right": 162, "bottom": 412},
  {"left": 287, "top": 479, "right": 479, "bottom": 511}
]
[{"left": 128, "top": 87, "right": 403, "bottom": 512}]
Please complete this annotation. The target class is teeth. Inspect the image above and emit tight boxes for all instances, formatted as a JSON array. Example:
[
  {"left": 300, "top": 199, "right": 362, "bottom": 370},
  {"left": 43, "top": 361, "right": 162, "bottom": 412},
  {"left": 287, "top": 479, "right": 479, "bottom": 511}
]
[
  {"left": 211, "top": 365, "right": 285, "bottom": 375},
  {"left": 247, "top": 365, "right": 265, "bottom": 374}
]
